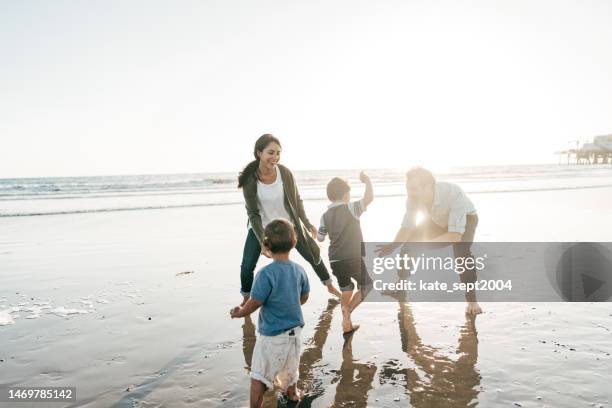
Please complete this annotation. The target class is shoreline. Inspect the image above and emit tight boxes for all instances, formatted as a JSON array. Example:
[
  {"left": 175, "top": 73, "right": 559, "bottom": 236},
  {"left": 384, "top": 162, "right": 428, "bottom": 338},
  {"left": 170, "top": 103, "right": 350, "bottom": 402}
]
[{"left": 1, "top": 186, "right": 612, "bottom": 407}]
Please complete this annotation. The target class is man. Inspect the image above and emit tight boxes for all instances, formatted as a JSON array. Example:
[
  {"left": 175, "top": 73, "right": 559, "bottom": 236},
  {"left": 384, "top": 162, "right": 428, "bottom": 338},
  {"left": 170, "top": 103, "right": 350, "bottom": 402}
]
[{"left": 377, "top": 167, "right": 482, "bottom": 315}]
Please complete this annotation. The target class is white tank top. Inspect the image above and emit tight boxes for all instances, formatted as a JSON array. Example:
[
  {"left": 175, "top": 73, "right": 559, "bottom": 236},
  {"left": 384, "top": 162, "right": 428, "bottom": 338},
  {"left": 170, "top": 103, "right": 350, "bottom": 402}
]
[{"left": 256, "top": 166, "right": 291, "bottom": 227}]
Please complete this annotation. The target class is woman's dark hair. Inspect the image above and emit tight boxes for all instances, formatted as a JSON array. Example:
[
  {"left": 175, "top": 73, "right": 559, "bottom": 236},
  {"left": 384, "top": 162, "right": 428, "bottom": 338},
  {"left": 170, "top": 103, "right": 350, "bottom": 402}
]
[
  {"left": 263, "top": 219, "right": 296, "bottom": 254},
  {"left": 237, "top": 134, "right": 282, "bottom": 188},
  {"left": 326, "top": 177, "right": 350, "bottom": 201}
]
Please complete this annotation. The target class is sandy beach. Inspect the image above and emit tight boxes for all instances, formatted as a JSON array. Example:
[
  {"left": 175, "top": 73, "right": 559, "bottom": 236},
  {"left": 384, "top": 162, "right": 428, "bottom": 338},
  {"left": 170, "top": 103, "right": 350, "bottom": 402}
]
[
  {"left": 1, "top": 181, "right": 612, "bottom": 407},
  {"left": 3, "top": 0, "right": 612, "bottom": 405}
]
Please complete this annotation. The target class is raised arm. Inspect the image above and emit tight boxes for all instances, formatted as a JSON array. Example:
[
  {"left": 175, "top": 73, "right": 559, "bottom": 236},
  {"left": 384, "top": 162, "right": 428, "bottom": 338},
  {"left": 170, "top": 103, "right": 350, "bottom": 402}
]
[{"left": 359, "top": 171, "right": 374, "bottom": 207}]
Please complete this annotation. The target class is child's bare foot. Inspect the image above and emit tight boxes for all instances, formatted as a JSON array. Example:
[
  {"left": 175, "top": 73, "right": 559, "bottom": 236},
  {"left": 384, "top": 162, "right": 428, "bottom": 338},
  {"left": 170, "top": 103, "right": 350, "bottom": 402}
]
[
  {"left": 466, "top": 301, "right": 482, "bottom": 315},
  {"left": 342, "top": 317, "right": 352, "bottom": 333},
  {"left": 326, "top": 282, "right": 342, "bottom": 298},
  {"left": 341, "top": 307, "right": 351, "bottom": 332},
  {"left": 286, "top": 384, "right": 301, "bottom": 402},
  {"left": 341, "top": 307, "right": 359, "bottom": 334},
  {"left": 343, "top": 324, "right": 360, "bottom": 341}
]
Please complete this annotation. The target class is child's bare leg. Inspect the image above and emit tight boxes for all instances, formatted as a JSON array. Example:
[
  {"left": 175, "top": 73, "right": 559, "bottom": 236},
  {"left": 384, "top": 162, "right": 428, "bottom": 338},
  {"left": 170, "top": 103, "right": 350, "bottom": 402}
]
[
  {"left": 250, "top": 379, "right": 266, "bottom": 408},
  {"left": 286, "top": 383, "right": 301, "bottom": 402},
  {"left": 466, "top": 301, "right": 483, "bottom": 315},
  {"left": 241, "top": 295, "right": 249, "bottom": 307},
  {"left": 326, "top": 281, "right": 342, "bottom": 298},
  {"left": 341, "top": 290, "right": 354, "bottom": 332},
  {"left": 348, "top": 289, "right": 363, "bottom": 313}
]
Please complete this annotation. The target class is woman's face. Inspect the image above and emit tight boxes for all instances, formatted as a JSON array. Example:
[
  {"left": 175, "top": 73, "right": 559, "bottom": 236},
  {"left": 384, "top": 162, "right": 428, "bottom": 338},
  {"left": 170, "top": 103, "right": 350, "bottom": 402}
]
[{"left": 257, "top": 142, "right": 281, "bottom": 171}]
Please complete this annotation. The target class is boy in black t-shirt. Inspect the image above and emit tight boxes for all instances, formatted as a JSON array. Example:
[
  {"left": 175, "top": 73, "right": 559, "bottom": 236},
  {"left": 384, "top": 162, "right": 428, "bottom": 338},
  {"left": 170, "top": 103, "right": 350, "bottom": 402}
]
[{"left": 317, "top": 171, "right": 373, "bottom": 334}]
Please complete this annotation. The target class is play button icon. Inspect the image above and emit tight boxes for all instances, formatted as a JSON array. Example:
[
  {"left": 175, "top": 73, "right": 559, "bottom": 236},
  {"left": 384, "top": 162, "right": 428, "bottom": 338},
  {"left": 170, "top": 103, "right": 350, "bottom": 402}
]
[
  {"left": 581, "top": 273, "right": 605, "bottom": 298},
  {"left": 553, "top": 243, "right": 612, "bottom": 302}
]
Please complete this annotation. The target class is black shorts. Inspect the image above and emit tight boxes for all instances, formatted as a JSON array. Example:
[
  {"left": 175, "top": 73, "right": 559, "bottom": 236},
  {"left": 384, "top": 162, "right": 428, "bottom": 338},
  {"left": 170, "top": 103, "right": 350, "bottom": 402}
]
[{"left": 330, "top": 258, "right": 372, "bottom": 292}]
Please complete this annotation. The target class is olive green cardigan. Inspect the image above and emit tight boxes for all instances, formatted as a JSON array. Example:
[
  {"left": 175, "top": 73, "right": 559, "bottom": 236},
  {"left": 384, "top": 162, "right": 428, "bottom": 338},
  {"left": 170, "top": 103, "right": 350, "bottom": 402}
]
[{"left": 241, "top": 164, "right": 321, "bottom": 264}]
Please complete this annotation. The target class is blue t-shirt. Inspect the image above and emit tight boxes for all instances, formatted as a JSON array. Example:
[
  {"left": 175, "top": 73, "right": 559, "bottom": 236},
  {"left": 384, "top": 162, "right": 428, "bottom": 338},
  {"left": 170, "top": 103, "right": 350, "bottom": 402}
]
[{"left": 250, "top": 260, "right": 310, "bottom": 336}]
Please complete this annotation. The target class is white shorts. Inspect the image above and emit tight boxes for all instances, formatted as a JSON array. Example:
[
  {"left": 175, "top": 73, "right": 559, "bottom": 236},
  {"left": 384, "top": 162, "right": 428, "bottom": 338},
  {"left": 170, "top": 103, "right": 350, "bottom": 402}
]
[{"left": 250, "top": 326, "right": 302, "bottom": 391}]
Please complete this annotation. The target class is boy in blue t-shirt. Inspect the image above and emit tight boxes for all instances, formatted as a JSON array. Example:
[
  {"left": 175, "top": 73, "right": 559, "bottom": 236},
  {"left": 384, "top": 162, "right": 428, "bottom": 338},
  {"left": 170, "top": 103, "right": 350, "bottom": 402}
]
[{"left": 230, "top": 218, "right": 310, "bottom": 406}]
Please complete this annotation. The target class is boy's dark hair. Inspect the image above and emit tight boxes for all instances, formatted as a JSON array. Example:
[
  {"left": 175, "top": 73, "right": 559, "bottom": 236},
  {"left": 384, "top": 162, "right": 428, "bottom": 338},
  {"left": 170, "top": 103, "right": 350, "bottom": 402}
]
[
  {"left": 326, "top": 177, "right": 350, "bottom": 201},
  {"left": 405, "top": 167, "right": 436, "bottom": 187},
  {"left": 263, "top": 219, "right": 296, "bottom": 254}
]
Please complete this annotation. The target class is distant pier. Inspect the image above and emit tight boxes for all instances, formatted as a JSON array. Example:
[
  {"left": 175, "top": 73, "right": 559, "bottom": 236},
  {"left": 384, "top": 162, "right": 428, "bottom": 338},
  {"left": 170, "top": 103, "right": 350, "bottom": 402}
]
[{"left": 557, "top": 134, "right": 612, "bottom": 164}]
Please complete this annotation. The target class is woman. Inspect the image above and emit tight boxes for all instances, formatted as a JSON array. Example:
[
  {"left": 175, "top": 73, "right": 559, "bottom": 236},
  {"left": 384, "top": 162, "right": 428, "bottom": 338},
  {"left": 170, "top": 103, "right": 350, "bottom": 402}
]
[{"left": 238, "top": 134, "right": 341, "bottom": 304}]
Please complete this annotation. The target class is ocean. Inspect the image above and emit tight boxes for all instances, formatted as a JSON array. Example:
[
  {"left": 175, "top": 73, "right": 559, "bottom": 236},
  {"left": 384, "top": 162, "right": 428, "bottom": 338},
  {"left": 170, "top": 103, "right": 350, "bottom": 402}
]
[{"left": 2, "top": 163, "right": 612, "bottom": 217}]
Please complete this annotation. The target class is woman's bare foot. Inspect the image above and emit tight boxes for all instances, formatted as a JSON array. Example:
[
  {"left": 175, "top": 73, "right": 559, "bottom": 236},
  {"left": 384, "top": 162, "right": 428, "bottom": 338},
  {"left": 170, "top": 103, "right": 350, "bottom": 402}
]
[
  {"left": 327, "top": 282, "right": 342, "bottom": 298},
  {"left": 286, "top": 384, "right": 301, "bottom": 402},
  {"left": 466, "top": 301, "right": 482, "bottom": 315}
]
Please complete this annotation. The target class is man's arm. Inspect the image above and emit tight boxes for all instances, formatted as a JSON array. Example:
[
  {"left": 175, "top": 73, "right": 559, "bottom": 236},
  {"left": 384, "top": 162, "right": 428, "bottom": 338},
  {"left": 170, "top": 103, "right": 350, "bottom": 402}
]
[
  {"left": 300, "top": 293, "right": 309, "bottom": 305},
  {"left": 230, "top": 297, "right": 263, "bottom": 318},
  {"left": 428, "top": 231, "right": 462, "bottom": 243},
  {"left": 376, "top": 226, "right": 414, "bottom": 255},
  {"left": 375, "top": 199, "right": 417, "bottom": 256},
  {"left": 394, "top": 226, "right": 414, "bottom": 242}
]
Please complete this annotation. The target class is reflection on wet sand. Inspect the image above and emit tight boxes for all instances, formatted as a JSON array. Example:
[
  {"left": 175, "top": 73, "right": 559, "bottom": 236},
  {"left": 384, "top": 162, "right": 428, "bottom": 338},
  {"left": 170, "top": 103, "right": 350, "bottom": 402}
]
[
  {"left": 241, "top": 315, "right": 278, "bottom": 407},
  {"left": 329, "top": 334, "right": 377, "bottom": 407},
  {"left": 240, "top": 298, "right": 480, "bottom": 407},
  {"left": 380, "top": 301, "right": 481, "bottom": 407},
  {"left": 241, "top": 299, "right": 340, "bottom": 407},
  {"left": 297, "top": 298, "right": 340, "bottom": 403},
  {"left": 242, "top": 315, "right": 256, "bottom": 369}
]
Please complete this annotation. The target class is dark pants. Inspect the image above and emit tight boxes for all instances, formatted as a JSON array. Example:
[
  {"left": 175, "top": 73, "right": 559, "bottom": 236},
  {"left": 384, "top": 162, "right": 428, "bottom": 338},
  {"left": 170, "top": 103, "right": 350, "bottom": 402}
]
[
  {"left": 240, "top": 228, "right": 331, "bottom": 296},
  {"left": 404, "top": 214, "right": 479, "bottom": 301}
]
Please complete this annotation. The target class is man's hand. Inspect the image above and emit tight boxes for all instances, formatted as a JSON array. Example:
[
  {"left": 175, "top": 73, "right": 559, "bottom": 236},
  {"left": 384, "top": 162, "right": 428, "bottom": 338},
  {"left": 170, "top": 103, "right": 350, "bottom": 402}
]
[
  {"left": 230, "top": 306, "right": 242, "bottom": 319},
  {"left": 309, "top": 226, "right": 318, "bottom": 240},
  {"left": 375, "top": 243, "right": 397, "bottom": 257},
  {"left": 428, "top": 231, "right": 462, "bottom": 243}
]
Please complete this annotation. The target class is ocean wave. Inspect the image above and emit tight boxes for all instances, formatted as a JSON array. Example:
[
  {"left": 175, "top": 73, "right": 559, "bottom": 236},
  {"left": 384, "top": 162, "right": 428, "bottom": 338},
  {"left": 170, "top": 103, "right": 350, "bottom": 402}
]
[
  {"left": 0, "top": 202, "right": 241, "bottom": 217},
  {"left": 0, "top": 179, "right": 236, "bottom": 199},
  {"left": 2, "top": 182, "right": 611, "bottom": 218}
]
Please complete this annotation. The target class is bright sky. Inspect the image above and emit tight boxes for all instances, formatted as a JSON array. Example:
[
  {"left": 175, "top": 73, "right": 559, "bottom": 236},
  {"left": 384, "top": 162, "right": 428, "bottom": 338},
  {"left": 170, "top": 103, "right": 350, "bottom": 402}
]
[{"left": 2, "top": 0, "right": 612, "bottom": 178}]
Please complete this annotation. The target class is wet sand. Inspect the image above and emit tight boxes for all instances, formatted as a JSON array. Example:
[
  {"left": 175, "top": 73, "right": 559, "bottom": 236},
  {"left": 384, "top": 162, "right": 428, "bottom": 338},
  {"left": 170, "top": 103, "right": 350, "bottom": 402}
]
[{"left": 1, "top": 187, "right": 612, "bottom": 407}]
